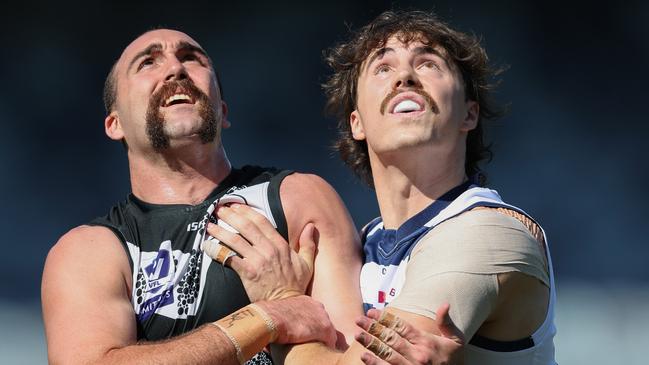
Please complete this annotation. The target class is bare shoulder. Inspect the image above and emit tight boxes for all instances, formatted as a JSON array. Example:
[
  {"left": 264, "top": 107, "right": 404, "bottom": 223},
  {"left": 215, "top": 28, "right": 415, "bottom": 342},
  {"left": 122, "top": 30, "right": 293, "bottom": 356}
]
[
  {"left": 279, "top": 173, "right": 357, "bottom": 243},
  {"left": 48, "top": 225, "right": 124, "bottom": 258},
  {"left": 280, "top": 173, "right": 339, "bottom": 203},
  {"left": 45, "top": 225, "right": 130, "bottom": 284},
  {"left": 42, "top": 225, "right": 135, "bottom": 363},
  {"left": 43, "top": 224, "right": 132, "bottom": 302}
]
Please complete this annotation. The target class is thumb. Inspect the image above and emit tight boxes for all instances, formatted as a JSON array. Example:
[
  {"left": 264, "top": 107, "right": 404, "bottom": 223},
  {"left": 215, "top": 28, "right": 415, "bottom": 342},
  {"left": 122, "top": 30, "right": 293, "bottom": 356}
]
[
  {"left": 435, "top": 303, "right": 464, "bottom": 343},
  {"left": 297, "top": 223, "right": 317, "bottom": 274}
]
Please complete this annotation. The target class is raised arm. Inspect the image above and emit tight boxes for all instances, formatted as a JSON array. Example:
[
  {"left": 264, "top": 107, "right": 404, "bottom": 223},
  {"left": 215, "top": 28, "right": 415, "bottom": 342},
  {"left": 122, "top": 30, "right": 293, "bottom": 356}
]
[
  {"left": 42, "top": 225, "right": 335, "bottom": 364},
  {"left": 207, "top": 174, "right": 468, "bottom": 365},
  {"left": 205, "top": 173, "right": 366, "bottom": 363},
  {"left": 280, "top": 173, "right": 365, "bottom": 341},
  {"left": 277, "top": 173, "right": 368, "bottom": 363}
]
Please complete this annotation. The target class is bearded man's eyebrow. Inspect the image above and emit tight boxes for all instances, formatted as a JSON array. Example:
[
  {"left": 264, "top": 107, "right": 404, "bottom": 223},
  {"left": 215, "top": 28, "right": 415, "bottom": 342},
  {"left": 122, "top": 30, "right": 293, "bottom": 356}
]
[
  {"left": 177, "top": 41, "right": 208, "bottom": 58},
  {"left": 128, "top": 43, "right": 163, "bottom": 72}
]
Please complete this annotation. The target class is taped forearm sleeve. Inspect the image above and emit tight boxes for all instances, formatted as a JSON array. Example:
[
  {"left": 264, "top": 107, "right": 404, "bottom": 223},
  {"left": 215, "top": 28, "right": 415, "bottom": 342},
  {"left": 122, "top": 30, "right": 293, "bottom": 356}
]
[{"left": 211, "top": 303, "right": 277, "bottom": 364}]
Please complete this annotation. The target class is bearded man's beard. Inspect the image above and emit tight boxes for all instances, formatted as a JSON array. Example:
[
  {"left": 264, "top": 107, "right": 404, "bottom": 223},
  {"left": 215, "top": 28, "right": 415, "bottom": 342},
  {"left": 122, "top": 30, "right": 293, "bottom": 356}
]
[{"left": 145, "top": 78, "right": 218, "bottom": 152}]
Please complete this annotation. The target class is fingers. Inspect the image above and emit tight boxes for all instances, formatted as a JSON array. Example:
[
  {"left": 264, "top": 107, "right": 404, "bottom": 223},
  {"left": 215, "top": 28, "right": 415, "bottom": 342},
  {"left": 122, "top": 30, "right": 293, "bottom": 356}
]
[
  {"left": 266, "top": 296, "right": 337, "bottom": 347},
  {"left": 201, "top": 238, "right": 237, "bottom": 264},
  {"left": 368, "top": 322, "right": 392, "bottom": 344},
  {"left": 360, "top": 352, "right": 390, "bottom": 365},
  {"left": 219, "top": 204, "right": 286, "bottom": 248},
  {"left": 371, "top": 310, "right": 416, "bottom": 344},
  {"left": 378, "top": 311, "right": 408, "bottom": 335},
  {"left": 370, "top": 307, "right": 462, "bottom": 343},
  {"left": 359, "top": 308, "right": 465, "bottom": 365},
  {"left": 205, "top": 222, "right": 275, "bottom": 278},
  {"left": 206, "top": 222, "right": 256, "bottom": 259},
  {"left": 434, "top": 303, "right": 464, "bottom": 343},
  {"left": 435, "top": 303, "right": 452, "bottom": 338},
  {"left": 297, "top": 223, "right": 317, "bottom": 275},
  {"left": 366, "top": 308, "right": 382, "bottom": 321},
  {"left": 216, "top": 205, "right": 274, "bottom": 251},
  {"left": 355, "top": 332, "right": 407, "bottom": 364},
  {"left": 228, "top": 204, "right": 281, "bottom": 241},
  {"left": 322, "top": 324, "right": 338, "bottom": 349},
  {"left": 361, "top": 333, "right": 393, "bottom": 360},
  {"left": 217, "top": 204, "right": 303, "bottom": 274},
  {"left": 366, "top": 309, "right": 400, "bottom": 329},
  {"left": 356, "top": 315, "right": 411, "bottom": 358}
]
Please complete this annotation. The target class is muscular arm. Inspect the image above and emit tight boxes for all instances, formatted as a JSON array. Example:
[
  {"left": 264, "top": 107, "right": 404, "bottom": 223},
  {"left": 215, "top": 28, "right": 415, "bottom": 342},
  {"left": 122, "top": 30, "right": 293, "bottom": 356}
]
[
  {"left": 273, "top": 173, "right": 367, "bottom": 364},
  {"left": 280, "top": 173, "right": 364, "bottom": 341},
  {"left": 43, "top": 224, "right": 332, "bottom": 365},
  {"left": 389, "top": 209, "right": 550, "bottom": 342},
  {"left": 210, "top": 174, "right": 462, "bottom": 365},
  {"left": 42, "top": 225, "right": 242, "bottom": 365}
]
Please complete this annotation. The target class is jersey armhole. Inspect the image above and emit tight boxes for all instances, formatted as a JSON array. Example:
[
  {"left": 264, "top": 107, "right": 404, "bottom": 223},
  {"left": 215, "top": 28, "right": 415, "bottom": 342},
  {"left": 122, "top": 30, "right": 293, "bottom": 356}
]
[
  {"left": 86, "top": 221, "right": 134, "bottom": 271},
  {"left": 267, "top": 170, "right": 294, "bottom": 241}
]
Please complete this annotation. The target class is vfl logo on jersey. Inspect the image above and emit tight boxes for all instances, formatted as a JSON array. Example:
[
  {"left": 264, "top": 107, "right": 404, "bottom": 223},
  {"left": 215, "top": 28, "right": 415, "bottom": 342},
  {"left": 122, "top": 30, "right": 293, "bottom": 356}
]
[
  {"left": 137, "top": 241, "right": 176, "bottom": 321},
  {"left": 144, "top": 249, "right": 172, "bottom": 293}
]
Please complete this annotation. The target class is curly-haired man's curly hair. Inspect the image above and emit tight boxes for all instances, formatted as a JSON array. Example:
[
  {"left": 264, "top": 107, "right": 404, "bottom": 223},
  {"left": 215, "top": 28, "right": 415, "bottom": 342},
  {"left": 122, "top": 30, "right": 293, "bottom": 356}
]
[{"left": 323, "top": 10, "right": 504, "bottom": 187}]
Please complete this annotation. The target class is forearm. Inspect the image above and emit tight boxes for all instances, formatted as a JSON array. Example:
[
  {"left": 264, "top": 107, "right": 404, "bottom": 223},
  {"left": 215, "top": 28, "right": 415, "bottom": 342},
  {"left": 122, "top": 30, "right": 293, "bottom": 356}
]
[
  {"left": 79, "top": 304, "right": 273, "bottom": 365},
  {"left": 95, "top": 324, "right": 240, "bottom": 365},
  {"left": 272, "top": 340, "right": 367, "bottom": 365},
  {"left": 272, "top": 342, "right": 339, "bottom": 365}
]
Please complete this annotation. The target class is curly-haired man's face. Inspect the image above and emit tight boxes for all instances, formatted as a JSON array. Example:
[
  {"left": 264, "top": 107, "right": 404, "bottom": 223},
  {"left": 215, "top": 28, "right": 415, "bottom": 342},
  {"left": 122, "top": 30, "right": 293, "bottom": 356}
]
[{"left": 350, "top": 35, "right": 479, "bottom": 164}]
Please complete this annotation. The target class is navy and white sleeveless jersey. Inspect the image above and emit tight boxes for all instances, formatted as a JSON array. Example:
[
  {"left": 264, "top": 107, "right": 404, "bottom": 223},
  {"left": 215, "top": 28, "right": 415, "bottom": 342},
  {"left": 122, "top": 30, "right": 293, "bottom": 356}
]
[
  {"left": 360, "top": 181, "right": 473, "bottom": 312},
  {"left": 89, "top": 165, "right": 292, "bottom": 365},
  {"left": 359, "top": 182, "right": 557, "bottom": 364}
]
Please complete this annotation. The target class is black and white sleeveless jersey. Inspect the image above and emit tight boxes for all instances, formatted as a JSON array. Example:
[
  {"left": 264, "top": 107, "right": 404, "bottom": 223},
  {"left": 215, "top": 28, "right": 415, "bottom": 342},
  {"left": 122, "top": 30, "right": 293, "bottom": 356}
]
[{"left": 89, "top": 166, "right": 292, "bottom": 364}]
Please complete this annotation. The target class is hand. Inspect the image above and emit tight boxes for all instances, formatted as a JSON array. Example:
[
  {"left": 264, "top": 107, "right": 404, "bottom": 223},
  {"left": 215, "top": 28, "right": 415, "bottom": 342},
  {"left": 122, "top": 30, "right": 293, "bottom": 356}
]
[
  {"left": 204, "top": 203, "right": 316, "bottom": 302},
  {"left": 355, "top": 304, "right": 464, "bottom": 365},
  {"left": 256, "top": 295, "right": 337, "bottom": 348}
]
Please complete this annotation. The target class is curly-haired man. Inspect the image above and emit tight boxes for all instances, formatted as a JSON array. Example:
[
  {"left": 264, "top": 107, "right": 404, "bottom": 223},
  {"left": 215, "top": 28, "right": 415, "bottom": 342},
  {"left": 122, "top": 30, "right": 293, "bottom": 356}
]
[{"left": 322, "top": 10, "right": 556, "bottom": 365}]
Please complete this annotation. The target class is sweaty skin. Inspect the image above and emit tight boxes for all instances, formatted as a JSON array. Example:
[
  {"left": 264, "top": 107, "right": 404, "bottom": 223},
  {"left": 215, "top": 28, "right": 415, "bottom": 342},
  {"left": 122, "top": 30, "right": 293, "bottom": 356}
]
[
  {"left": 41, "top": 29, "right": 362, "bottom": 365},
  {"left": 352, "top": 36, "right": 549, "bottom": 364}
]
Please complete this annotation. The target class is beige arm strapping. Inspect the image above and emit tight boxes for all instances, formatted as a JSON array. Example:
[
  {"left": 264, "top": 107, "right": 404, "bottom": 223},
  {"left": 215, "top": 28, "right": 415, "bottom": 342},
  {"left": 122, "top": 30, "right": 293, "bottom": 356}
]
[
  {"left": 210, "top": 303, "right": 277, "bottom": 364},
  {"left": 389, "top": 208, "right": 549, "bottom": 340}
]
